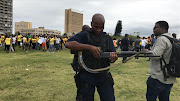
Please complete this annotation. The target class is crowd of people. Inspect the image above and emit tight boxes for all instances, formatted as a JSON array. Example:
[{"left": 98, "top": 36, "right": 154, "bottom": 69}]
[
  {"left": 0, "top": 33, "right": 69, "bottom": 53},
  {"left": 0, "top": 31, "right": 178, "bottom": 54}
]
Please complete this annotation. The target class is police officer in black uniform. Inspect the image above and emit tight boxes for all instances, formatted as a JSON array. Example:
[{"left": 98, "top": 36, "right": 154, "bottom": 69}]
[{"left": 65, "top": 13, "right": 118, "bottom": 101}]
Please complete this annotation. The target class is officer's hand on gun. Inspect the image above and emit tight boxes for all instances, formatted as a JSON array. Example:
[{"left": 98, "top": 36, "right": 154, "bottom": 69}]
[
  {"left": 109, "top": 52, "right": 118, "bottom": 63},
  {"left": 89, "top": 45, "right": 118, "bottom": 62},
  {"left": 89, "top": 46, "right": 102, "bottom": 59},
  {"left": 143, "top": 49, "right": 150, "bottom": 52}
]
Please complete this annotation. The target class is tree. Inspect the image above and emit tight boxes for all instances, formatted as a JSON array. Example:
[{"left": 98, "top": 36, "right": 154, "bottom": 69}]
[{"left": 114, "top": 20, "right": 122, "bottom": 36}]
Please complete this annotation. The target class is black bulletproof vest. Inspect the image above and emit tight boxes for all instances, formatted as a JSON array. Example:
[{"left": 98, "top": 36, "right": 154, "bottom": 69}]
[{"left": 82, "top": 32, "right": 113, "bottom": 69}]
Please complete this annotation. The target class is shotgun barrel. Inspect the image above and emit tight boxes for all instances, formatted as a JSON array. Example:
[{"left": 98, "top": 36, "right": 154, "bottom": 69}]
[{"left": 100, "top": 51, "right": 160, "bottom": 58}]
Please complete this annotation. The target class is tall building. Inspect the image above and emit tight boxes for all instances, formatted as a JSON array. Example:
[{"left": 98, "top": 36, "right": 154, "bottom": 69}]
[
  {"left": 0, "top": 0, "right": 13, "bottom": 34},
  {"left": 15, "top": 21, "right": 32, "bottom": 33},
  {"left": 64, "top": 9, "right": 83, "bottom": 36}
]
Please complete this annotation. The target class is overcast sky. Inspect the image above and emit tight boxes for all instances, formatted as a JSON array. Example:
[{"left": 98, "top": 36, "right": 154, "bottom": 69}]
[{"left": 13, "top": 0, "right": 180, "bottom": 38}]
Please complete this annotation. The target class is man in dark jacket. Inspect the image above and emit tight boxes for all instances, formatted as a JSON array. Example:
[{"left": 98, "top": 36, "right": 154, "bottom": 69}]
[
  {"left": 65, "top": 13, "right": 118, "bottom": 101},
  {"left": 121, "top": 34, "right": 131, "bottom": 62}
]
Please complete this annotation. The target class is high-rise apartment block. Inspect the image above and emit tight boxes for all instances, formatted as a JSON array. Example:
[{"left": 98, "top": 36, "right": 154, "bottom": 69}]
[
  {"left": 0, "top": 0, "right": 13, "bottom": 34},
  {"left": 64, "top": 9, "right": 83, "bottom": 35}
]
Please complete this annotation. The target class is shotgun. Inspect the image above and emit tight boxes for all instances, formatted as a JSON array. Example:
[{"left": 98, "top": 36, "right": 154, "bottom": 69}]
[{"left": 78, "top": 51, "right": 160, "bottom": 73}]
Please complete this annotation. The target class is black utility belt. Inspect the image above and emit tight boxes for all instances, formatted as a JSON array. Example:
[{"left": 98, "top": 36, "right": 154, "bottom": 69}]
[{"left": 80, "top": 68, "right": 109, "bottom": 74}]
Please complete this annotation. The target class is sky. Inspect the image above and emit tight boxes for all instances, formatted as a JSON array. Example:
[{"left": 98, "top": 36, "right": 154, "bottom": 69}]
[{"left": 13, "top": 0, "right": 180, "bottom": 38}]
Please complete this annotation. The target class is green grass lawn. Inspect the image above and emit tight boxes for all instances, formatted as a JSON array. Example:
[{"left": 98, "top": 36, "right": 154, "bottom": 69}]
[{"left": 0, "top": 47, "right": 180, "bottom": 101}]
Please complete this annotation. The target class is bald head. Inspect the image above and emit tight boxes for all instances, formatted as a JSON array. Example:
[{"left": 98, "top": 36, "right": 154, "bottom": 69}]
[
  {"left": 91, "top": 13, "right": 105, "bottom": 35},
  {"left": 82, "top": 25, "right": 90, "bottom": 31},
  {"left": 92, "top": 13, "right": 105, "bottom": 23}
]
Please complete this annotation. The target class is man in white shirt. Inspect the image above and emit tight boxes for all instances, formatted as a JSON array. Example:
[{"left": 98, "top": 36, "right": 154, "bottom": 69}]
[
  {"left": 141, "top": 37, "right": 146, "bottom": 49},
  {"left": 55, "top": 36, "right": 61, "bottom": 51},
  {"left": 42, "top": 35, "right": 47, "bottom": 51},
  {"left": 22, "top": 36, "right": 26, "bottom": 50},
  {"left": 12, "top": 35, "right": 16, "bottom": 51}
]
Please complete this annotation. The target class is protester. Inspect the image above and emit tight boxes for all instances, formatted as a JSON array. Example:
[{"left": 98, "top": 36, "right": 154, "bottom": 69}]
[
  {"left": 22, "top": 35, "right": 26, "bottom": 50},
  {"left": 31, "top": 36, "right": 36, "bottom": 50},
  {"left": 46, "top": 34, "right": 50, "bottom": 49},
  {"left": 38, "top": 35, "right": 43, "bottom": 50},
  {"left": 1, "top": 34, "right": 5, "bottom": 46},
  {"left": 113, "top": 38, "right": 117, "bottom": 49},
  {"left": 146, "top": 36, "right": 151, "bottom": 50},
  {"left": 134, "top": 35, "right": 141, "bottom": 52},
  {"left": 121, "top": 34, "right": 131, "bottom": 63},
  {"left": 5, "top": 35, "right": 12, "bottom": 53},
  {"left": 141, "top": 37, "right": 146, "bottom": 49},
  {"left": 60, "top": 37, "right": 64, "bottom": 49},
  {"left": 144, "top": 21, "right": 176, "bottom": 101},
  {"left": 53, "top": 35, "right": 56, "bottom": 48},
  {"left": 12, "top": 35, "right": 16, "bottom": 51},
  {"left": 117, "top": 38, "right": 122, "bottom": 50},
  {"left": 27, "top": 33, "right": 32, "bottom": 49},
  {"left": 62, "top": 37, "right": 68, "bottom": 48},
  {"left": 0, "top": 35, "right": 2, "bottom": 47},
  {"left": 55, "top": 36, "right": 61, "bottom": 51},
  {"left": 172, "top": 33, "right": 180, "bottom": 42},
  {"left": 134, "top": 35, "right": 141, "bottom": 59},
  {"left": 35, "top": 35, "right": 41, "bottom": 50},
  {"left": 47, "top": 36, "right": 55, "bottom": 52},
  {"left": 129, "top": 38, "right": 134, "bottom": 50},
  {"left": 150, "top": 34, "right": 156, "bottom": 48},
  {"left": 24, "top": 36, "right": 31, "bottom": 50},
  {"left": 65, "top": 13, "right": 118, "bottom": 101},
  {"left": 17, "top": 33, "right": 23, "bottom": 48},
  {"left": 172, "top": 33, "right": 176, "bottom": 38},
  {"left": 42, "top": 35, "right": 47, "bottom": 51}
]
